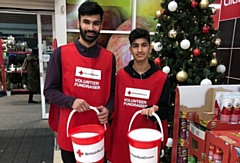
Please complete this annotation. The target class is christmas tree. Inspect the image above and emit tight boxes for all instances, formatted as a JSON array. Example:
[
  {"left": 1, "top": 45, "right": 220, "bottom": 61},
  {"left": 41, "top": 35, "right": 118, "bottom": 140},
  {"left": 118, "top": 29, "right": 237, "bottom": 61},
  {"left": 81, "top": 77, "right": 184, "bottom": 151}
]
[{"left": 150, "top": 0, "right": 226, "bottom": 162}]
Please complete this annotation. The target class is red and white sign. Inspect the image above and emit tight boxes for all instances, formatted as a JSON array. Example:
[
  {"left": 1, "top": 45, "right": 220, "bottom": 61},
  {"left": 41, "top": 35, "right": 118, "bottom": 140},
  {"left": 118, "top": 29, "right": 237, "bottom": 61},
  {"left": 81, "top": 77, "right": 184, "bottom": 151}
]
[
  {"left": 72, "top": 138, "right": 104, "bottom": 162},
  {"left": 75, "top": 66, "right": 101, "bottom": 80},
  {"left": 124, "top": 87, "right": 150, "bottom": 99},
  {"left": 220, "top": 0, "right": 240, "bottom": 20}
]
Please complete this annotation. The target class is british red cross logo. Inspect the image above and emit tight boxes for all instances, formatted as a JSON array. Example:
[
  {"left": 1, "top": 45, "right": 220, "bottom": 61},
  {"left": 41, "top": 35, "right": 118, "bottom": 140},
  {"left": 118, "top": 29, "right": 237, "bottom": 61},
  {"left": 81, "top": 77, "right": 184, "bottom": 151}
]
[
  {"left": 128, "top": 91, "right": 131, "bottom": 95},
  {"left": 79, "top": 70, "right": 83, "bottom": 75},
  {"left": 77, "top": 149, "right": 84, "bottom": 157}
]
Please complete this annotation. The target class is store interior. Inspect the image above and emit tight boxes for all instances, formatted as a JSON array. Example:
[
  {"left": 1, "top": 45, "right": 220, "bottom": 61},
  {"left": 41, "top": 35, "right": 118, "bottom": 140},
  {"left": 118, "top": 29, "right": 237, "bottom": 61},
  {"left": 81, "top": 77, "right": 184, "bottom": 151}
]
[{"left": 1, "top": 1, "right": 240, "bottom": 162}]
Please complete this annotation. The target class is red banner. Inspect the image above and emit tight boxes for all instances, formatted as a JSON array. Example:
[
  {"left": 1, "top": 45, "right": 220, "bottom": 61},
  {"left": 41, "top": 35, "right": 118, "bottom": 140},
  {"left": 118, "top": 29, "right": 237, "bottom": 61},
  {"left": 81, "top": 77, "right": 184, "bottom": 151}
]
[{"left": 220, "top": 0, "right": 240, "bottom": 20}]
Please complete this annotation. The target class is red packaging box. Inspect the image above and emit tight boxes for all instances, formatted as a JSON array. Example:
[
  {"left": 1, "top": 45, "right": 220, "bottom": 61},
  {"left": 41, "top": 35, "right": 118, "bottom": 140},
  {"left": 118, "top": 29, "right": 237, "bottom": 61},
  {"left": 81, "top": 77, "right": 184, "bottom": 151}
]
[
  {"left": 172, "top": 85, "right": 240, "bottom": 163},
  {"left": 205, "top": 130, "right": 240, "bottom": 163},
  {"left": 230, "top": 144, "right": 240, "bottom": 163}
]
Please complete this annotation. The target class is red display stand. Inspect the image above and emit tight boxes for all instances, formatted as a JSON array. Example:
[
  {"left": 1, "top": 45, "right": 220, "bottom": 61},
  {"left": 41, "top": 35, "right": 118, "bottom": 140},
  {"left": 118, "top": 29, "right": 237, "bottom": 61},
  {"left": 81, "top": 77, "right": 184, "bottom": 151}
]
[
  {"left": 205, "top": 130, "right": 240, "bottom": 163},
  {"left": 171, "top": 85, "right": 240, "bottom": 163},
  {"left": 1, "top": 38, "right": 57, "bottom": 93},
  {"left": 0, "top": 39, "right": 6, "bottom": 92},
  {"left": 230, "top": 145, "right": 240, "bottom": 163}
]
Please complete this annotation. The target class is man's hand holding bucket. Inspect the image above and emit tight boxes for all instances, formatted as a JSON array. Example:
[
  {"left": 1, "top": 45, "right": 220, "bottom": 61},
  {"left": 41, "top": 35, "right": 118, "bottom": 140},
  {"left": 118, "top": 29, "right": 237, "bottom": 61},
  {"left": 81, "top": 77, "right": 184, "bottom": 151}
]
[
  {"left": 141, "top": 105, "right": 159, "bottom": 116},
  {"left": 72, "top": 99, "right": 90, "bottom": 112},
  {"left": 72, "top": 99, "right": 109, "bottom": 124},
  {"left": 96, "top": 106, "right": 109, "bottom": 124}
]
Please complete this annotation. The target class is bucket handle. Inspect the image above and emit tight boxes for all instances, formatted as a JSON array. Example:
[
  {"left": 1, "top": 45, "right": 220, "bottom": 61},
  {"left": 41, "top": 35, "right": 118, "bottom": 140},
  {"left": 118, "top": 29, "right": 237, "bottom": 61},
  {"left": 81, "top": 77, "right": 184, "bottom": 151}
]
[
  {"left": 66, "top": 106, "right": 107, "bottom": 137},
  {"left": 128, "top": 110, "right": 164, "bottom": 142}
]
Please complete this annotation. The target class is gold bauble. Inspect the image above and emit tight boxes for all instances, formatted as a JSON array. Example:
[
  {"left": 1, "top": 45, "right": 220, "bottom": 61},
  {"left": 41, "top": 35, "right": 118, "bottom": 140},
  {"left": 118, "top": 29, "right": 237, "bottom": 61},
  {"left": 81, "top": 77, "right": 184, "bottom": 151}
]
[
  {"left": 212, "top": 7, "right": 217, "bottom": 15},
  {"left": 199, "top": 0, "right": 209, "bottom": 9},
  {"left": 168, "top": 29, "right": 177, "bottom": 38},
  {"left": 176, "top": 70, "right": 188, "bottom": 82},
  {"left": 210, "top": 58, "right": 218, "bottom": 67},
  {"left": 215, "top": 38, "right": 221, "bottom": 46},
  {"left": 155, "top": 10, "right": 161, "bottom": 18},
  {"left": 151, "top": 41, "right": 155, "bottom": 48}
]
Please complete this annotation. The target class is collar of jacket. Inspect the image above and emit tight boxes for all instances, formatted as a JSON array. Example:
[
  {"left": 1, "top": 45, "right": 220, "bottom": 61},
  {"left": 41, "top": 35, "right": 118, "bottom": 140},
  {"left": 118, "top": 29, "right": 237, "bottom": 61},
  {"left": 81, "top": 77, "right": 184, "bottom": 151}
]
[{"left": 124, "top": 59, "right": 159, "bottom": 79}]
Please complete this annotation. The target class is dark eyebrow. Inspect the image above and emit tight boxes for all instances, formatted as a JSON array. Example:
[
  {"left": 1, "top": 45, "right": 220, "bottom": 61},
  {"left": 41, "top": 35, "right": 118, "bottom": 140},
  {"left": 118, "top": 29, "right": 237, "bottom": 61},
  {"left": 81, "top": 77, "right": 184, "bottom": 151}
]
[
  {"left": 132, "top": 42, "right": 148, "bottom": 45},
  {"left": 132, "top": 43, "right": 139, "bottom": 46},
  {"left": 82, "top": 19, "right": 101, "bottom": 23}
]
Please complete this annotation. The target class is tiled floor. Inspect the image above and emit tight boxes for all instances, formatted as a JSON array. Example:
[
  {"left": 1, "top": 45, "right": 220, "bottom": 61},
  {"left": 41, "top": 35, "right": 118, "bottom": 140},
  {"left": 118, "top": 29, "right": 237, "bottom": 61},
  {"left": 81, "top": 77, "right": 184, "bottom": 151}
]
[
  {"left": 0, "top": 128, "right": 54, "bottom": 163},
  {"left": 0, "top": 93, "right": 61, "bottom": 162}
]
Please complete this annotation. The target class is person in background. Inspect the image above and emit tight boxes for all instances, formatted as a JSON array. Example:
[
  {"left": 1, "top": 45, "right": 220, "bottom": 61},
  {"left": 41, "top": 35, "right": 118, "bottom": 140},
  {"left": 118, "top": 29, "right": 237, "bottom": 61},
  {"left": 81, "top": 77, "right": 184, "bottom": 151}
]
[
  {"left": 44, "top": 1, "right": 116, "bottom": 163},
  {"left": 27, "top": 47, "right": 40, "bottom": 103},
  {"left": 107, "top": 28, "right": 170, "bottom": 163}
]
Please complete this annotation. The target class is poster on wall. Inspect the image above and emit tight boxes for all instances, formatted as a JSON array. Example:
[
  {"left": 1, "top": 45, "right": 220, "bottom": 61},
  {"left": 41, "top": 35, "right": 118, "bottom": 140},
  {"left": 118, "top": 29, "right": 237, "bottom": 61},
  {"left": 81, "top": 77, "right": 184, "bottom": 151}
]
[{"left": 66, "top": 0, "right": 160, "bottom": 71}]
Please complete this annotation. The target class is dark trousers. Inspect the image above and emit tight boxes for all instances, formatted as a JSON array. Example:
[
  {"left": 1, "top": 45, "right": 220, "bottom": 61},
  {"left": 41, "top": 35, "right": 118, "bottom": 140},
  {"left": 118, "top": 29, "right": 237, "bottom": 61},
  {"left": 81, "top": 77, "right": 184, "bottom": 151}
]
[
  {"left": 61, "top": 149, "right": 75, "bottom": 163},
  {"left": 28, "top": 91, "right": 34, "bottom": 101}
]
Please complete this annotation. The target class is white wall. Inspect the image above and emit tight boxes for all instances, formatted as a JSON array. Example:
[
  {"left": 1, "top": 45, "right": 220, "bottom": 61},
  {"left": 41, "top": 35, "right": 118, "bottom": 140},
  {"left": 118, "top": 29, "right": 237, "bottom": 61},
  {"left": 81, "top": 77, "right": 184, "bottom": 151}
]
[{"left": 54, "top": 0, "right": 67, "bottom": 46}]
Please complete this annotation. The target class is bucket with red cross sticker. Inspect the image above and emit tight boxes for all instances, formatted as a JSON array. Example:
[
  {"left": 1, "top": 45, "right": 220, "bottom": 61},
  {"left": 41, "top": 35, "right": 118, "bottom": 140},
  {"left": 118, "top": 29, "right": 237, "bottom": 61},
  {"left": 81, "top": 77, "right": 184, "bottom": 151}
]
[
  {"left": 127, "top": 110, "right": 163, "bottom": 163},
  {"left": 67, "top": 107, "right": 106, "bottom": 163}
]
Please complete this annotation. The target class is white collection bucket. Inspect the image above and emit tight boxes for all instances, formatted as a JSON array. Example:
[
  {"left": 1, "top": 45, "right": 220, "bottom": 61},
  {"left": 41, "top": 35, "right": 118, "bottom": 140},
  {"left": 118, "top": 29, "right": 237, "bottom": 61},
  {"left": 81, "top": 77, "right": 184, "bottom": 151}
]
[
  {"left": 127, "top": 110, "right": 164, "bottom": 163},
  {"left": 66, "top": 106, "right": 106, "bottom": 163}
]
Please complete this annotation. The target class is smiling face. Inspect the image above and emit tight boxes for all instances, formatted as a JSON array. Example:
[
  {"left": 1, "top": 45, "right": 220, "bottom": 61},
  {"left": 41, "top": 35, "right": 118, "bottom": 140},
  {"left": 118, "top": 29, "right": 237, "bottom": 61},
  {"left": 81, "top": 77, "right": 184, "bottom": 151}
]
[
  {"left": 129, "top": 38, "right": 152, "bottom": 63},
  {"left": 77, "top": 14, "right": 102, "bottom": 46}
]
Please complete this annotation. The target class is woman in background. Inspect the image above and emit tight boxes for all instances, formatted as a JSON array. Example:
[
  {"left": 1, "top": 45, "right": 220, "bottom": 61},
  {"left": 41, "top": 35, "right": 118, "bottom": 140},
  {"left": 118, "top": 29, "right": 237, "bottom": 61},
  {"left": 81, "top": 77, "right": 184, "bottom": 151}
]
[{"left": 27, "top": 47, "right": 40, "bottom": 103}]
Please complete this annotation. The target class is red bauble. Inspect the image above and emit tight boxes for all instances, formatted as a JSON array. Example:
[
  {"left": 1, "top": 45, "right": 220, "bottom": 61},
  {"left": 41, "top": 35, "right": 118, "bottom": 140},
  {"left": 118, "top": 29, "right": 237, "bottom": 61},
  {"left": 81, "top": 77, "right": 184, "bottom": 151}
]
[
  {"left": 191, "top": 0, "right": 198, "bottom": 8},
  {"left": 202, "top": 24, "right": 210, "bottom": 34},
  {"left": 193, "top": 48, "right": 201, "bottom": 56},
  {"left": 154, "top": 58, "right": 161, "bottom": 66}
]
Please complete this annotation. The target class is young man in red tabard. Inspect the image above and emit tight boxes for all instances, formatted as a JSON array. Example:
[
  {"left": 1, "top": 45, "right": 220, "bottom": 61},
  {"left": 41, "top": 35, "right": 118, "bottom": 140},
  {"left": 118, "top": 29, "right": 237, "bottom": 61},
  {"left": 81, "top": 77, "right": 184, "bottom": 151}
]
[
  {"left": 107, "top": 28, "right": 170, "bottom": 163},
  {"left": 44, "top": 1, "right": 115, "bottom": 163}
]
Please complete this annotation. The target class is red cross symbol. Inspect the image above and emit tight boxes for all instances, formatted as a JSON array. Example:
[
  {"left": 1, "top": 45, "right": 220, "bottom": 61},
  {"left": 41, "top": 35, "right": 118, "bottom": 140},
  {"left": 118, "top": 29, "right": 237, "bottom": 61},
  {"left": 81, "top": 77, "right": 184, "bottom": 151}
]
[
  {"left": 128, "top": 91, "right": 131, "bottom": 95},
  {"left": 79, "top": 70, "right": 83, "bottom": 75},
  {"left": 76, "top": 149, "right": 84, "bottom": 157}
]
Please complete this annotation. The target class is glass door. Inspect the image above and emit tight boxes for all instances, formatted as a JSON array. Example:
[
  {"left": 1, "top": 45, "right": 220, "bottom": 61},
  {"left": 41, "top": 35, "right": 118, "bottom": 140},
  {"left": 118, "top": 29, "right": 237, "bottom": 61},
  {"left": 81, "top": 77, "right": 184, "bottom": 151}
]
[{"left": 37, "top": 12, "right": 55, "bottom": 119}]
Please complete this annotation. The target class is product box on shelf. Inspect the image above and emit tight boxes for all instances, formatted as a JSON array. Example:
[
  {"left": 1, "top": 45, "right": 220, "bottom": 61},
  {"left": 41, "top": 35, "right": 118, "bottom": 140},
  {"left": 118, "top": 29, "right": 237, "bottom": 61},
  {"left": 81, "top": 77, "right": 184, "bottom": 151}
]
[
  {"left": 205, "top": 130, "right": 240, "bottom": 163},
  {"left": 171, "top": 85, "right": 240, "bottom": 163},
  {"left": 180, "top": 87, "right": 239, "bottom": 128},
  {"left": 186, "top": 122, "right": 207, "bottom": 161},
  {"left": 230, "top": 144, "right": 240, "bottom": 163}
]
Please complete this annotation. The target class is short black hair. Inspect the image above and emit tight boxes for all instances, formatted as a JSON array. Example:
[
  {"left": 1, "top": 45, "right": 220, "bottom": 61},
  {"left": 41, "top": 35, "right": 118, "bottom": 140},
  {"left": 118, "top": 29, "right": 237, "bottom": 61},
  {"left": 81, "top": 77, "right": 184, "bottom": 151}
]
[
  {"left": 78, "top": 1, "right": 104, "bottom": 22},
  {"left": 129, "top": 28, "right": 150, "bottom": 45}
]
